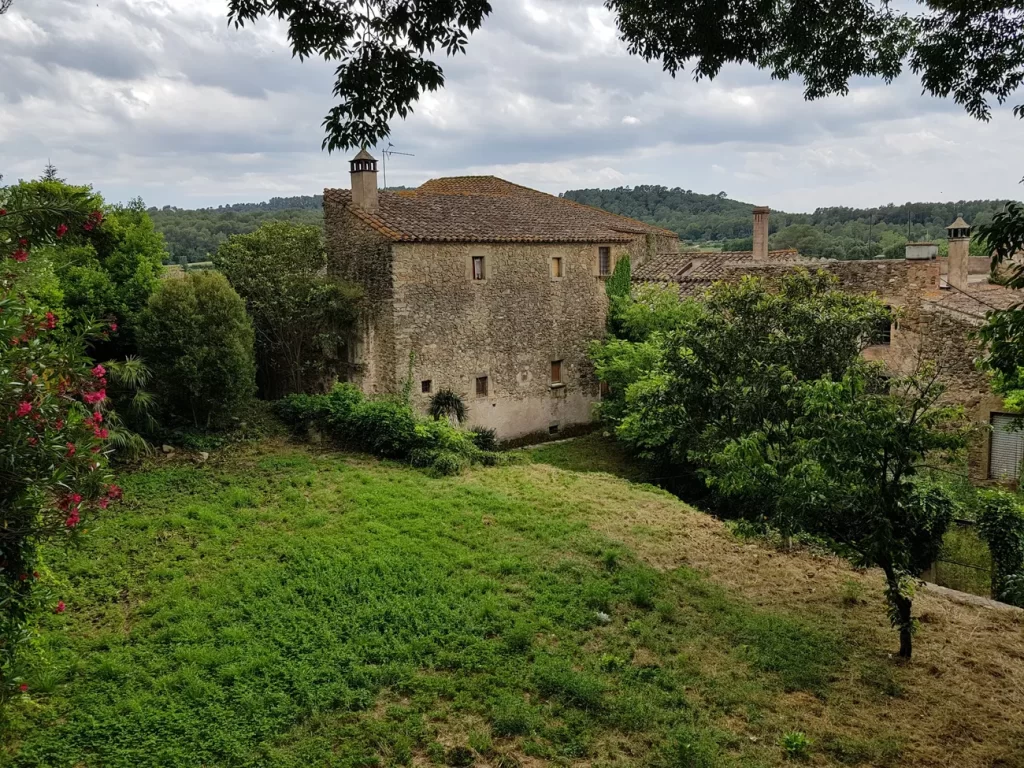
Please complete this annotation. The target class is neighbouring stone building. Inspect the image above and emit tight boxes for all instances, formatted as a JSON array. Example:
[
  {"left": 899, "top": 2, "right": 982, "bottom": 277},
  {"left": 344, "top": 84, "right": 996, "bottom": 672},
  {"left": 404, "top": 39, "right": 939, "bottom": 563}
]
[
  {"left": 323, "top": 150, "right": 678, "bottom": 441},
  {"left": 635, "top": 207, "right": 1023, "bottom": 482}
]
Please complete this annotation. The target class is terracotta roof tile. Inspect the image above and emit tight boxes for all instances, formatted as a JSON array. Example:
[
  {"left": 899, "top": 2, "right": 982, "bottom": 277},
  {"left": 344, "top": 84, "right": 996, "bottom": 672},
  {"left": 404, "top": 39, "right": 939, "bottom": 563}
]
[
  {"left": 633, "top": 249, "right": 801, "bottom": 293},
  {"left": 323, "top": 177, "right": 677, "bottom": 244},
  {"left": 927, "top": 283, "right": 1020, "bottom": 320}
]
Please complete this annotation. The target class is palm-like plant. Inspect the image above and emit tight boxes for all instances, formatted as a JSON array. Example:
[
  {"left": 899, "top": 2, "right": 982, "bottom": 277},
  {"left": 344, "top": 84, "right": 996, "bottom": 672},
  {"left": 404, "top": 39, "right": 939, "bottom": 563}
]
[
  {"left": 102, "top": 357, "right": 158, "bottom": 460},
  {"left": 428, "top": 388, "right": 467, "bottom": 425}
]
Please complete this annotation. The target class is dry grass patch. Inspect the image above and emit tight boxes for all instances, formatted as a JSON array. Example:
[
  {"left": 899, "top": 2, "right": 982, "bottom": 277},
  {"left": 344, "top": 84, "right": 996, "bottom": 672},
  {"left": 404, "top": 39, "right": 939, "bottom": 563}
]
[{"left": 498, "top": 453, "right": 1024, "bottom": 768}]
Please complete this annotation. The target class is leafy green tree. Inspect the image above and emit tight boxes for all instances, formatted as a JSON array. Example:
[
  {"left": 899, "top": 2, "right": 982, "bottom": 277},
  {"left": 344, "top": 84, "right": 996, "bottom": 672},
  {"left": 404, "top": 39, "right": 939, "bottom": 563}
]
[
  {"left": 137, "top": 272, "right": 256, "bottom": 428},
  {"left": 227, "top": 1, "right": 1024, "bottom": 150},
  {"left": 978, "top": 203, "right": 1024, "bottom": 410},
  {"left": 14, "top": 182, "right": 167, "bottom": 359},
  {"left": 593, "top": 271, "right": 888, "bottom": 468},
  {"left": 708, "top": 365, "right": 967, "bottom": 658},
  {"left": 212, "top": 222, "right": 362, "bottom": 397}
]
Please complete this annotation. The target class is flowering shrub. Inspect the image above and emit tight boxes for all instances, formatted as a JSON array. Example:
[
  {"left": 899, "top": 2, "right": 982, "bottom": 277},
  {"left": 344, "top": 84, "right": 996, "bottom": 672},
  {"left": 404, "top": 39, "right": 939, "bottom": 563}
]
[{"left": 1, "top": 183, "right": 119, "bottom": 703}]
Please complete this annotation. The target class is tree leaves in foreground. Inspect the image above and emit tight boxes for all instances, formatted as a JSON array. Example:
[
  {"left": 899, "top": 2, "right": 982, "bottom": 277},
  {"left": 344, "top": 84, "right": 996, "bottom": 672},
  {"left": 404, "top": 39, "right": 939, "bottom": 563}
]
[{"left": 228, "top": 0, "right": 1024, "bottom": 151}]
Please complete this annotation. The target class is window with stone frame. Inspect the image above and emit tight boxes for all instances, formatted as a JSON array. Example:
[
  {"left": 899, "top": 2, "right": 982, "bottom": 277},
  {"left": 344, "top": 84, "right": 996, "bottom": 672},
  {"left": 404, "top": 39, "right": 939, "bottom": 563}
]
[
  {"left": 551, "top": 256, "right": 564, "bottom": 279},
  {"left": 598, "top": 247, "right": 611, "bottom": 276},
  {"left": 472, "top": 255, "right": 485, "bottom": 280},
  {"left": 475, "top": 375, "right": 489, "bottom": 396},
  {"left": 421, "top": 380, "right": 432, "bottom": 394},
  {"left": 551, "top": 360, "right": 563, "bottom": 385}
]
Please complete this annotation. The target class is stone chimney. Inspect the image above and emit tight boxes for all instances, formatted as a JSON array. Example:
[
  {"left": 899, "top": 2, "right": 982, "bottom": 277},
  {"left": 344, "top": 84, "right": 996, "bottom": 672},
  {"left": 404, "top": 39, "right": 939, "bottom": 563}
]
[
  {"left": 350, "top": 148, "right": 379, "bottom": 213},
  {"left": 752, "top": 206, "right": 770, "bottom": 260},
  {"left": 905, "top": 241, "right": 940, "bottom": 298},
  {"left": 946, "top": 215, "right": 971, "bottom": 291}
]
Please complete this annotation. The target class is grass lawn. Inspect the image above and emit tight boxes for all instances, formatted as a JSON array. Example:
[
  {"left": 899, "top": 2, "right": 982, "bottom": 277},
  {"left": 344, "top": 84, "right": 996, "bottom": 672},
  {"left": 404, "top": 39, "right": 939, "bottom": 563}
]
[{"left": 4, "top": 438, "right": 1023, "bottom": 767}]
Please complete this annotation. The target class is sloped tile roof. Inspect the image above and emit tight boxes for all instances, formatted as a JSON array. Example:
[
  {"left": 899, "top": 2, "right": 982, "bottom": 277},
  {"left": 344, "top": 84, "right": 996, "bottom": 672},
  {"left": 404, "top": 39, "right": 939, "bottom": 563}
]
[
  {"left": 927, "top": 283, "right": 1020, "bottom": 320},
  {"left": 633, "top": 249, "right": 801, "bottom": 293},
  {"left": 323, "top": 177, "right": 678, "bottom": 244}
]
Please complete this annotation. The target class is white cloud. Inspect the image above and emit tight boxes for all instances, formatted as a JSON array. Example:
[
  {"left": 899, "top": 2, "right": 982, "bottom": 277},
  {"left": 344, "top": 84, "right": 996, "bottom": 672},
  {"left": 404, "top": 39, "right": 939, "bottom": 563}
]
[{"left": 0, "top": 0, "right": 1021, "bottom": 212}]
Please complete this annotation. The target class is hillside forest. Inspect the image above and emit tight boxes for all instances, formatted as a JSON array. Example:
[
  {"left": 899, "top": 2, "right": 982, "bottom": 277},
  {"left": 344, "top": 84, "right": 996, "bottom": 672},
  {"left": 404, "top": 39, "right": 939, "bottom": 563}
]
[{"left": 151, "top": 186, "right": 1008, "bottom": 264}]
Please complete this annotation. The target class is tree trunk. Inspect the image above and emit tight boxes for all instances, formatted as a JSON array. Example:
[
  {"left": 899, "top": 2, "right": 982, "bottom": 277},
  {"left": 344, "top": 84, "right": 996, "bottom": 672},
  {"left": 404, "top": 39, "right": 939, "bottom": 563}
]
[
  {"left": 882, "top": 563, "right": 914, "bottom": 659},
  {"left": 899, "top": 620, "right": 913, "bottom": 659}
]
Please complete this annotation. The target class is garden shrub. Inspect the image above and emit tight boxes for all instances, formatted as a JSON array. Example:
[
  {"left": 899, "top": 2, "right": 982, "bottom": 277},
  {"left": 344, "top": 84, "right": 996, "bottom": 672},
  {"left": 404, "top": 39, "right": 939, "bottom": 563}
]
[
  {"left": 977, "top": 490, "right": 1024, "bottom": 605},
  {"left": 345, "top": 398, "right": 418, "bottom": 458},
  {"left": 275, "top": 383, "right": 503, "bottom": 473},
  {"left": 431, "top": 450, "right": 468, "bottom": 476},
  {"left": 137, "top": 271, "right": 256, "bottom": 429},
  {"left": 470, "top": 426, "right": 498, "bottom": 452}
]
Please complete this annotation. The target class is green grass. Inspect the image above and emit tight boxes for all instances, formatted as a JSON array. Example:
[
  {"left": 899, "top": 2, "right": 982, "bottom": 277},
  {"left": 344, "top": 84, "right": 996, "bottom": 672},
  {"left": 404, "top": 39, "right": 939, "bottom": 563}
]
[
  {"left": 5, "top": 444, "right": 849, "bottom": 767},
  {"left": 934, "top": 525, "right": 993, "bottom": 597},
  {"left": 523, "top": 432, "right": 654, "bottom": 483}
]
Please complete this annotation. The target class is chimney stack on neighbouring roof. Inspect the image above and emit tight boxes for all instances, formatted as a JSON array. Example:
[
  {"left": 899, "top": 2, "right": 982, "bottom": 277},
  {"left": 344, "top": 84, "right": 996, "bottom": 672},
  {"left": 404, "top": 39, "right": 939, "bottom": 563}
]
[
  {"left": 752, "top": 206, "right": 770, "bottom": 260},
  {"left": 946, "top": 215, "right": 971, "bottom": 292},
  {"left": 350, "top": 149, "right": 379, "bottom": 213},
  {"left": 904, "top": 241, "right": 940, "bottom": 297}
]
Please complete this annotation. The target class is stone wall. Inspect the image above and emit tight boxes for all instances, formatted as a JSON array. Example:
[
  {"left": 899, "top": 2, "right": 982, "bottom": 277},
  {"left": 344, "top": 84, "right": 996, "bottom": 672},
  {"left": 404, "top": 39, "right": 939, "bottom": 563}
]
[
  {"left": 323, "top": 205, "right": 396, "bottom": 393},
  {"left": 390, "top": 240, "right": 640, "bottom": 439}
]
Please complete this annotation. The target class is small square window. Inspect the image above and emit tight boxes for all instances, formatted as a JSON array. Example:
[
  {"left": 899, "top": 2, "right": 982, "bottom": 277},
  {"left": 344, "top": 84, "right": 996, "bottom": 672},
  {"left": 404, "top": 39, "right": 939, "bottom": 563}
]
[
  {"left": 421, "top": 379, "right": 432, "bottom": 394},
  {"left": 551, "top": 360, "right": 563, "bottom": 384},
  {"left": 551, "top": 257, "right": 564, "bottom": 278},
  {"left": 598, "top": 247, "right": 611, "bottom": 276},
  {"left": 549, "top": 423, "right": 560, "bottom": 435},
  {"left": 476, "top": 375, "right": 489, "bottom": 396},
  {"left": 472, "top": 255, "right": 485, "bottom": 280}
]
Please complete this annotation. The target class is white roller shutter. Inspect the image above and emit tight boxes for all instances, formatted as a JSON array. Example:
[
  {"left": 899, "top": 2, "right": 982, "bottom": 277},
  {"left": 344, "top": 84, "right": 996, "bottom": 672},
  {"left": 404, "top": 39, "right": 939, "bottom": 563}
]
[{"left": 989, "top": 413, "right": 1024, "bottom": 481}]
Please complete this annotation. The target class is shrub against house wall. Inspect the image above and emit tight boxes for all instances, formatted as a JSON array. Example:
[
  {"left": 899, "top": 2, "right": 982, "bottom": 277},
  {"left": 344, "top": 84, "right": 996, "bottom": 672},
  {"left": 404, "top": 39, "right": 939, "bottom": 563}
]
[{"left": 275, "top": 383, "right": 515, "bottom": 475}]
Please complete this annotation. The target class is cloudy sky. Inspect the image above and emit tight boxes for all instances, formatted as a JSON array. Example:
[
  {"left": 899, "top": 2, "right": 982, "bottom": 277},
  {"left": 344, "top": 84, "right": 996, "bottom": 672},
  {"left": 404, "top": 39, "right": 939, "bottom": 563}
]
[{"left": 2, "top": 0, "right": 1022, "bottom": 212}]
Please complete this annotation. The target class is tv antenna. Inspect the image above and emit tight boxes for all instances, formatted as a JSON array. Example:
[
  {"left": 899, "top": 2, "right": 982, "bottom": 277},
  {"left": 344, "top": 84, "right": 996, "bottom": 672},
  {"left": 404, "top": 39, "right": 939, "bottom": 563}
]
[{"left": 381, "top": 142, "right": 414, "bottom": 190}]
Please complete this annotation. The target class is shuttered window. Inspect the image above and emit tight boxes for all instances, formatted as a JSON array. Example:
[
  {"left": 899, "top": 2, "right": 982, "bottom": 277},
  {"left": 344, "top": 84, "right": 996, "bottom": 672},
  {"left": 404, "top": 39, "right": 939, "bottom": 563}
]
[{"left": 989, "top": 413, "right": 1024, "bottom": 480}]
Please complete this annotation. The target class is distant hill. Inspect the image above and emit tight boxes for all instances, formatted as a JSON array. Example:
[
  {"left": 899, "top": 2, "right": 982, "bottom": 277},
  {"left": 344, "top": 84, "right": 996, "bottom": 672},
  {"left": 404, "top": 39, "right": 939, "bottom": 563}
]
[
  {"left": 153, "top": 185, "right": 1014, "bottom": 265},
  {"left": 151, "top": 190, "right": 413, "bottom": 264},
  {"left": 561, "top": 186, "right": 1012, "bottom": 259}
]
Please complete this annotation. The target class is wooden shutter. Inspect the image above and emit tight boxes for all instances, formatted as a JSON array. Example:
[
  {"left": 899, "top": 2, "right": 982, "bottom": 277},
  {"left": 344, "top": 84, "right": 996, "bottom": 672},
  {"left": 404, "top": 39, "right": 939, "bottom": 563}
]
[{"left": 989, "top": 413, "right": 1024, "bottom": 480}]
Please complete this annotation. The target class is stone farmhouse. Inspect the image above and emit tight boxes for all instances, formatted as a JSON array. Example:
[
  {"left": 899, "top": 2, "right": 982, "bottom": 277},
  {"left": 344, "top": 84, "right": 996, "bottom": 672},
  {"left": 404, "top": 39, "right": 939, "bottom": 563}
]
[
  {"left": 634, "top": 207, "right": 1023, "bottom": 482},
  {"left": 325, "top": 150, "right": 1022, "bottom": 479},
  {"left": 323, "top": 150, "right": 678, "bottom": 441}
]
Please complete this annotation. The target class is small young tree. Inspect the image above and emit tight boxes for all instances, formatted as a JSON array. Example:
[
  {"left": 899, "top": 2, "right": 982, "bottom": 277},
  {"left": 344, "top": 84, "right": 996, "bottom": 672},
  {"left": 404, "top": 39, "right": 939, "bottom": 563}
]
[
  {"left": 137, "top": 271, "right": 256, "bottom": 428},
  {"left": 710, "top": 365, "right": 968, "bottom": 658},
  {"left": 213, "top": 222, "right": 362, "bottom": 397}
]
